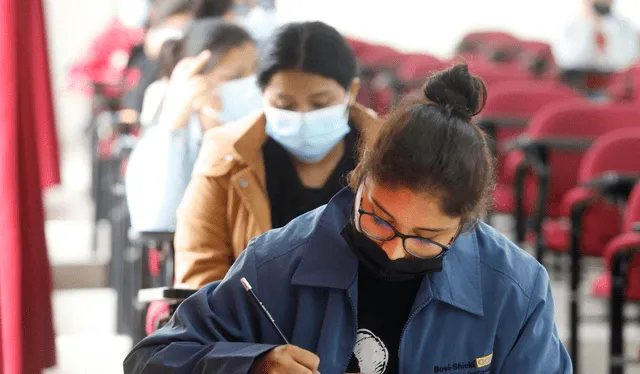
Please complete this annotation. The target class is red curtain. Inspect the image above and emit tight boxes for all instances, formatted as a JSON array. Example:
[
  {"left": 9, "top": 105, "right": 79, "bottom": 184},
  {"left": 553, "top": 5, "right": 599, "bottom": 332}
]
[{"left": 0, "top": 0, "right": 58, "bottom": 372}]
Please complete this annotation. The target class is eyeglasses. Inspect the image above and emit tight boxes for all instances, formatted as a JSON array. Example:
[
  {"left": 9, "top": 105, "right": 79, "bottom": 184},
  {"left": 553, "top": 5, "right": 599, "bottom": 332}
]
[{"left": 357, "top": 206, "right": 458, "bottom": 259}]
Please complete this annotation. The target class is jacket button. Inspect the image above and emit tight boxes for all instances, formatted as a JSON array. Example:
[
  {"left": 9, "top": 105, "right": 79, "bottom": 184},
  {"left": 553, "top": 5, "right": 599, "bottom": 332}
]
[
  {"left": 239, "top": 179, "right": 249, "bottom": 188},
  {"left": 224, "top": 154, "right": 233, "bottom": 162}
]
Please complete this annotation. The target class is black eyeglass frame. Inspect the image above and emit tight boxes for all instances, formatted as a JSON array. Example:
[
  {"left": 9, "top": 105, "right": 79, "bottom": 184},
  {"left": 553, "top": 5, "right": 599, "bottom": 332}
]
[{"left": 357, "top": 205, "right": 460, "bottom": 259}]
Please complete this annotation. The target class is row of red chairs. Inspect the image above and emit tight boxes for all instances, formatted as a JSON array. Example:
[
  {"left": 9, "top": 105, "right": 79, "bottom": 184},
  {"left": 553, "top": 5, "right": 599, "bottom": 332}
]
[
  {"left": 347, "top": 31, "right": 640, "bottom": 120},
  {"left": 345, "top": 32, "right": 560, "bottom": 116},
  {"left": 482, "top": 93, "right": 640, "bottom": 373}
]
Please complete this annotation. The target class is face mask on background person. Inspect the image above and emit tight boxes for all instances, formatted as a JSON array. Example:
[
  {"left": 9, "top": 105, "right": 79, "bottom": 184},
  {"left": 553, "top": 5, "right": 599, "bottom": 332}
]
[
  {"left": 117, "top": 0, "right": 150, "bottom": 29},
  {"left": 592, "top": 2, "right": 612, "bottom": 16},
  {"left": 216, "top": 75, "right": 263, "bottom": 123},
  {"left": 264, "top": 96, "right": 351, "bottom": 163}
]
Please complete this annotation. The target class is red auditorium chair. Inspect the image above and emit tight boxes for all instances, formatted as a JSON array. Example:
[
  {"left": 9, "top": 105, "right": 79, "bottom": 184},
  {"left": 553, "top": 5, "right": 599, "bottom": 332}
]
[
  {"left": 393, "top": 53, "right": 445, "bottom": 103},
  {"left": 344, "top": 37, "right": 373, "bottom": 58},
  {"left": 464, "top": 58, "right": 534, "bottom": 88},
  {"left": 128, "top": 231, "right": 176, "bottom": 338},
  {"left": 501, "top": 101, "right": 640, "bottom": 262},
  {"left": 592, "top": 183, "right": 640, "bottom": 374},
  {"left": 477, "top": 81, "right": 579, "bottom": 185},
  {"left": 354, "top": 44, "right": 404, "bottom": 114},
  {"left": 485, "top": 86, "right": 582, "bottom": 222},
  {"left": 519, "top": 40, "right": 556, "bottom": 78},
  {"left": 608, "top": 65, "right": 640, "bottom": 103},
  {"left": 541, "top": 128, "right": 640, "bottom": 370},
  {"left": 591, "top": 183, "right": 640, "bottom": 374},
  {"left": 456, "top": 31, "right": 522, "bottom": 61}
]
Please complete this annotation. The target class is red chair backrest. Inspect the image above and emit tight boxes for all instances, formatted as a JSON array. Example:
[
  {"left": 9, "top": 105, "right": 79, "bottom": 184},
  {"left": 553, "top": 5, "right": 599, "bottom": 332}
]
[
  {"left": 358, "top": 45, "right": 403, "bottom": 68},
  {"left": 482, "top": 83, "right": 581, "bottom": 185},
  {"left": 526, "top": 101, "right": 640, "bottom": 206},
  {"left": 465, "top": 59, "right": 534, "bottom": 87},
  {"left": 520, "top": 41, "right": 553, "bottom": 59},
  {"left": 579, "top": 128, "right": 640, "bottom": 182},
  {"left": 608, "top": 65, "right": 640, "bottom": 103},
  {"left": 458, "top": 31, "right": 521, "bottom": 56},
  {"left": 345, "top": 37, "right": 373, "bottom": 58},
  {"left": 483, "top": 81, "right": 580, "bottom": 141},
  {"left": 576, "top": 128, "right": 640, "bottom": 251},
  {"left": 396, "top": 53, "right": 444, "bottom": 83},
  {"left": 483, "top": 81, "right": 579, "bottom": 119},
  {"left": 623, "top": 182, "right": 640, "bottom": 232},
  {"left": 519, "top": 40, "right": 556, "bottom": 76}
]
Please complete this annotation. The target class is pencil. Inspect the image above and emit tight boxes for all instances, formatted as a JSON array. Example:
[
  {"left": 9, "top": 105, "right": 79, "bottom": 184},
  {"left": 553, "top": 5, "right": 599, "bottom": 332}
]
[{"left": 240, "top": 277, "right": 290, "bottom": 344}]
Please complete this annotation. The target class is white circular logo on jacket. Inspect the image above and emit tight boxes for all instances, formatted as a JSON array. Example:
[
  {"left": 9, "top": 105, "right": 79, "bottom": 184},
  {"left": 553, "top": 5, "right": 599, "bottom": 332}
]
[{"left": 352, "top": 329, "right": 388, "bottom": 374}]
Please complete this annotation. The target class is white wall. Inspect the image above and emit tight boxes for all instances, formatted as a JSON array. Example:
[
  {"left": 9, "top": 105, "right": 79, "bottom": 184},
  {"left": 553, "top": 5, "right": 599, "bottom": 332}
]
[
  {"left": 44, "top": 0, "right": 118, "bottom": 189},
  {"left": 45, "top": 0, "right": 117, "bottom": 142},
  {"left": 277, "top": 0, "right": 640, "bottom": 58}
]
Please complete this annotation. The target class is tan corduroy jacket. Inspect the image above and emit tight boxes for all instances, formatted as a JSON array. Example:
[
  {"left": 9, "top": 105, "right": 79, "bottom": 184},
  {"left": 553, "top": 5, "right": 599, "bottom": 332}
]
[{"left": 174, "top": 103, "right": 380, "bottom": 288}]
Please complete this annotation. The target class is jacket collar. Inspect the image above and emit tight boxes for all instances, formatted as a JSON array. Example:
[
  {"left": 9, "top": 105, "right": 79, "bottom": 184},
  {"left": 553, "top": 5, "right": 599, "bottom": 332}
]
[{"left": 291, "top": 188, "right": 484, "bottom": 316}]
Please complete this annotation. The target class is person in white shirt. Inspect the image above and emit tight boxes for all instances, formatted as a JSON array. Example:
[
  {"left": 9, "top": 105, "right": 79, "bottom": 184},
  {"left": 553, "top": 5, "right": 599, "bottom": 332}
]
[
  {"left": 126, "top": 19, "right": 261, "bottom": 232},
  {"left": 553, "top": 0, "right": 640, "bottom": 72}
]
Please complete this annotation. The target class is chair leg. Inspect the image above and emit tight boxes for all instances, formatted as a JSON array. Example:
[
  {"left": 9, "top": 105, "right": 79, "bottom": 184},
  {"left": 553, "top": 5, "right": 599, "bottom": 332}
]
[
  {"left": 569, "top": 245, "right": 581, "bottom": 373},
  {"left": 532, "top": 168, "right": 549, "bottom": 266},
  {"left": 609, "top": 251, "right": 632, "bottom": 374},
  {"left": 514, "top": 163, "right": 528, "bottom": 244},
  {"left": 550, "top": 252, "right": 564, "bottom": 281}
]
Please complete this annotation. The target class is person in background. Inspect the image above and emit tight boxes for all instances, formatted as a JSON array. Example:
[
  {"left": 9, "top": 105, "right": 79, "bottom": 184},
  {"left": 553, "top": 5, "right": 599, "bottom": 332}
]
[
  {"left": 121, "top": 0, "right": 193, "bottom": 119},
  {"left": 124, "top": 64, "right": 571, "bottom": 374},
  {"left": 125, "top": 19, "right": 260, "bottom": 233},
  {"left": 553, "top": 0, "right": 639, "bottom": 72},
  {"left": 122, "top": 0, "right": 238, "bottom": 121},
  {"left": 172, "top": 21, "right": 380, "bottom": 289},
  {"left": 138, "top": 0, "right": 244, "bottom": 127},
  {"left": 138, "top": 34, "right": 183, "bottom": 128}
]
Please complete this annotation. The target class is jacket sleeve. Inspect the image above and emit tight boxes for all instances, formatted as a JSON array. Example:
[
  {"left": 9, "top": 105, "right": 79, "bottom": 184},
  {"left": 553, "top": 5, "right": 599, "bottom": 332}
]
[
  {"left": 124, "top": 248, "right": 278, "bottom": 374},
  {"left": 174, "top": 171, "right": 234, "bottom": 288},
  {"left": 500, "top": 266, "right": 572, "bottom": 373}
]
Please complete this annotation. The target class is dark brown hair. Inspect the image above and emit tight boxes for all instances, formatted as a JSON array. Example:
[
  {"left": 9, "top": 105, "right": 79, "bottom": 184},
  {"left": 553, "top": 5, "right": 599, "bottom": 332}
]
[
  {"left": 349, "top": 64, "right": 495, "bottom": 229},
  {"left": 158, "top": 18, "right": 254, "bottom": 78},
  {"left": 257, "top": 21, "right": 357, "bottom": 91}
]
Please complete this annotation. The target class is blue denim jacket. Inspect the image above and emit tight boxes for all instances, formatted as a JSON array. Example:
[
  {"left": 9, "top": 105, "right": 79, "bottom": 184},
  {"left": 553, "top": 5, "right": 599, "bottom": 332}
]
[{"left": 124, "top": 188, "right": 572, "bottom": 374}]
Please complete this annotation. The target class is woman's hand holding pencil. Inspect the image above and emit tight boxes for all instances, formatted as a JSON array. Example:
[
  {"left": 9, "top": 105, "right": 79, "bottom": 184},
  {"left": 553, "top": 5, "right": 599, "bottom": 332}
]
[
  {"left": 241, "top": 278, "right": 321, "bottom": 374},
  {"left": 250, "top": 344, "right": 321, "bottom": 374}
]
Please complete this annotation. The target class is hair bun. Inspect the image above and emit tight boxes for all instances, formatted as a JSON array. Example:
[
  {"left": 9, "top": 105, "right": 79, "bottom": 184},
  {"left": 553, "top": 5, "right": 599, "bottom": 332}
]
[{"left": 423, "top": 64, "right": 487, "bottom": 122}]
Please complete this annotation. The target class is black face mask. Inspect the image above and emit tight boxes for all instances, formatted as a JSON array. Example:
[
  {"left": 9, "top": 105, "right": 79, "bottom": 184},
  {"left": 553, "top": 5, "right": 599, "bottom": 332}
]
[
  {"left": 593, "top": 3, "right": 612, "bottom": 16},
  {"left": 340, "top": 220, "right": 444, "bottom": 282}
]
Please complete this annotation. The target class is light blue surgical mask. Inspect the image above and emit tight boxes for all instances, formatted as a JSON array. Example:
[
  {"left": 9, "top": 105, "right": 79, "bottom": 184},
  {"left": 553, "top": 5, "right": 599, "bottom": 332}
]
[
  {"left": 264, "top": 97, "right": 351, "bottom": 163},
  {"left": 217, "top": 75, "right": 263, "bottom": 123}
]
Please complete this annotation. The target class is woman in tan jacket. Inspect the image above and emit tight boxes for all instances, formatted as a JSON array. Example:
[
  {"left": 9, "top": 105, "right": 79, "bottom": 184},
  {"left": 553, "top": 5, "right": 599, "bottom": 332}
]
[{"left": 173, "top": 21, "right": 381, "bottom": 288}]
